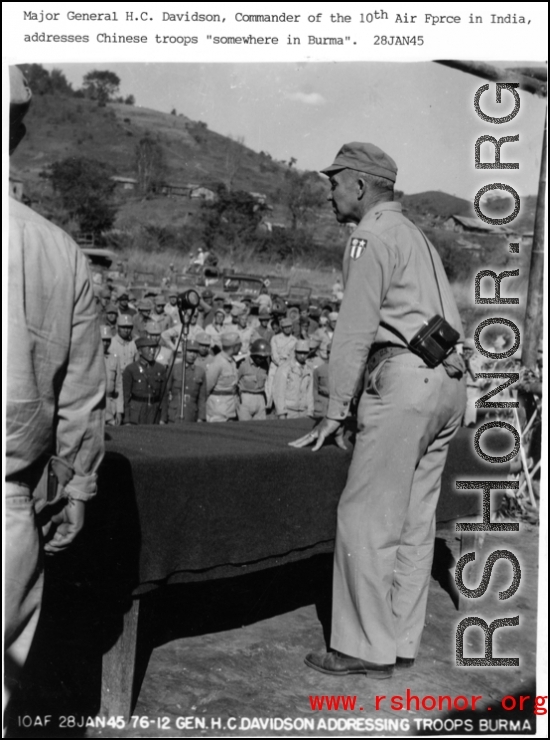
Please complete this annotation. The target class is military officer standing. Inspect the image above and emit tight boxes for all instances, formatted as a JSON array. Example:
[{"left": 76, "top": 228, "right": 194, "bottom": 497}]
[
  {"left": 206, "top": 332, "right": 241, "bottom": 422},
  {"left": 291, "top": 142, "right": 466, "bottom": 679},
  {"left": 163, "top": 340, "right": 207, "bottom": 423},
  {"left": 237, "top": 338, "right": 271, "bottom": 420},
  {"left": 101, "top": 326, "right": 123, "bottom": 425},
  {"left": 123, "top": 337, "right": 167, "bottom": 424}
]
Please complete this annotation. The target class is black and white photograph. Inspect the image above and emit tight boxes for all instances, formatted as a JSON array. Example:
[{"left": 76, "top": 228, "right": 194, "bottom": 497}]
[{"left": 4, "top": 3, "right": 547, "bottom": 738}]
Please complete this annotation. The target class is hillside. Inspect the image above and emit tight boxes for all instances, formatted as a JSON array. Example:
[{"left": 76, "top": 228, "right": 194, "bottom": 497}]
[{"left": 10, "top": 92, "right": 536, "bottom": 287}]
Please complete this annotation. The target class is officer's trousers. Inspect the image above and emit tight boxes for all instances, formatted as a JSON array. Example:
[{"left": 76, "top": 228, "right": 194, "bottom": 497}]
[
  {"left": 207, "top": 394, "right": 237, "bottom": 422},
  {"left": 237, "top": 393, "right": 266, "bottom": 420},
  {"left": 331, "top": 354, "right": 466, "bottom": 665},
  {"left": 4, "top": 485, "right": 43, "bottom": 710}
]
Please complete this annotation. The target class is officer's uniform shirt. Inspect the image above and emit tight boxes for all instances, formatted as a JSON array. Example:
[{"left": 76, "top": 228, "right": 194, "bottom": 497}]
[
  {"left": 132, "top": 312, "right": 152, "bottom": 340},
  {"left": 104, "top": 351, "right": 123, "bottom": 423},
  {"left": 206, "top": 352, "right": 238, "bottom": 395},
  {"left": 195, "top": 353, "right": 215, "bottom": 372},
  {"left": 151, "top": 312, "right": 172, "bottom": 333},
  {"left": 328, "top": 201, "right": 463, "bottom": 421},
  {"left": 122, "top": 358, "right": 167, "bottom": 424},
  {"left": 238, "top": 358, "right": 268, "bottom": 394},
  {"left": 205, "top": 323, "right": 225, "bottom": 350},
  {"left": 312, "top": 361, "right": 330, "bottom": 419},
  {"left": 102, "top": 320, "right": 118, "bottom": 337},
  {"left": 165, "top": 303, "right": 179, "bottom": 324},
  {"left": 110, "top": 334, "right": 138, "bottom": 372},
  {"left": 206, "top": 351, "right": 239, "bottom": 421},
  {"left": 272, "top": 358, "right": 313, "bottom": 417},
  {"left": 236, "top": 325, "right": 254, "bottom": 355},
  {"left": 164, "top": 360, "right": 207, "bottom": 423},
  {"left": 270, "top": 333, "right": 297, "bottom": 367}
]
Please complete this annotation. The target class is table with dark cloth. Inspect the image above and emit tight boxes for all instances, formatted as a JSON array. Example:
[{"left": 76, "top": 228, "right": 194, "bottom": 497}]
[{"left": 97, "top": 419, "right": 510, "bottom": 717}]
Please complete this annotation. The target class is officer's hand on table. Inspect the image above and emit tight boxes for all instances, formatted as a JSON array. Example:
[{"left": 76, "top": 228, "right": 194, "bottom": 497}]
[
  {"left": 44, "top": 499, "right": 86, "bottom": 554},
  {"left": 115, "top": 412, "right": 122, "bottom": 426},
  {"left": 289, "top": 417, "right": 347, "bottom": 451}
]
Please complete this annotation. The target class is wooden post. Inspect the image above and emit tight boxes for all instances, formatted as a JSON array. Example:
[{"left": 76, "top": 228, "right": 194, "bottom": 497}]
[{"left": 522, "top": 110, "right": 546, "bottom": 368}]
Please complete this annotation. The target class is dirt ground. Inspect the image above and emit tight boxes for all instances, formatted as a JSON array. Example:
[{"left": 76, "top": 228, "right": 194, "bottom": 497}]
[{"left": 5, "top": 524, "right": 542, "bottom": 738}]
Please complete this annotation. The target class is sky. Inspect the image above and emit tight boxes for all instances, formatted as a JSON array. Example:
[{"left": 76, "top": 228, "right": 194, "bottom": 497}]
[{"left": 44, "top": 61, "right": 547, "bottom": 199}]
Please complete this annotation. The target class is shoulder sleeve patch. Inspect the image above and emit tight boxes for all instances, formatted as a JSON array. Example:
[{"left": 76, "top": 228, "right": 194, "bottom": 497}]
[{"left": 350, "top": 237, "right": 368, "bottom": 260}]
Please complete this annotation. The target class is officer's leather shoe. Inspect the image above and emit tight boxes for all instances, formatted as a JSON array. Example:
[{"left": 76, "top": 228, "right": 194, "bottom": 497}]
[
  {"left": 396, "top": 656, "right": 415, "bottom": 669},
  {"left": 304, "top": 650, "right": 393, "bottom": 679}
]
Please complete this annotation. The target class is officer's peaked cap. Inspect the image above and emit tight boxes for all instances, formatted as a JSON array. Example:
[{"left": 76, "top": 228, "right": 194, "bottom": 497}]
[
  {"left": 136, "top": 336, "right": 157, "bottom": 349},
  {"left": 321, "top": 142, "right": 397, "bottom": 183}
]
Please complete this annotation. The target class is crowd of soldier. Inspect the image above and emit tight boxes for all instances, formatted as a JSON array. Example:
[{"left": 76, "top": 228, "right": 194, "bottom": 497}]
[{"left": 95, "top": 284, "right": 338, "bottom": 426}]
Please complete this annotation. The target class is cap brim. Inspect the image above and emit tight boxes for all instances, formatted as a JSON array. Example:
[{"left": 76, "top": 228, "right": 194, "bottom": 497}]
[{"left": 320, "top": 163, "right": 345, "bottom": 176}]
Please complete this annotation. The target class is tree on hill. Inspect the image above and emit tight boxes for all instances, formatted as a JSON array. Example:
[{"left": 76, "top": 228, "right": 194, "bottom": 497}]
[
  {"left": 43, "top": 157, "right": 117, "bottom": 237},
  {"left": 82, "top": 69, "right": 121, "bottom": 105},
  {"left": 278, "top": 164, "right": 326, "bottom": 230},
  {"left": 135, "top": 134, "right": 166, "bottom": 196},
  {"left": 18, "top": 64, "right": 73, "bottom": 96},
  {"left": 200, "top": 186, "right": 267, "bottom": 253}
]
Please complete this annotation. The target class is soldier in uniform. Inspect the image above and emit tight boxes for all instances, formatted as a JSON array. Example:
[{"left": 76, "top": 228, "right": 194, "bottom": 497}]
[
  {"left": 270, "top": 317, "right": 297, "bottom": 367},
  {"left": 165, "top": 290, "right": 179, "bottom": 325},
  {"left": 163, "top": 340, "right": 206, "bottom": 423},
  {"left": 101, "top": 326, "right": 123, "bottom": 425},
  {"left": 292, "top": 303, "right": 319, "bottom": 339},
  {"left": 292, "top": 142, "right": 466, "bottom": 679},
  {"left": 205, "top": 308, "right": 227, "bottom": 351},
  {"left": 132, "top": 298, "right": 154, "bottom": 339},
  {"left": 251, "top": 308, "right": 274, "bottom": 344},
  {"left": 122, "top": 337, "right": 167, "bottom": 425},
  {"left": 117, "top": 290, "right": 136, "bottom": 318},
  {"left": 235, "top": 309, "right": 254, "bottom": 355},
  {"left": 272, "top": 340, "right": 314, "bottom": 419},
  {"left": 150, "top": 294, "right": 172, "bottom": 333},
  {"left": 206, "top": 332, "right": 241, "bottom": 422},
  {"left": 103, "top": 303, "right": 119, "bottom": 337},
  {"left": 110, "top": 314, "right": 138, "bottom": 372},
  {"left": 237, "top": 338, "right": 271, "bottom": 420},
  {"left": 195, "top": 332, "right": 215, "bottom": 371}
]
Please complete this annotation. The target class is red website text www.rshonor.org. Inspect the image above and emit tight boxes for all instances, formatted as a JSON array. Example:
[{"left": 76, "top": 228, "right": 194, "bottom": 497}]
[{"left": 309, "top": 691, "right": 548, "bottom": 713}]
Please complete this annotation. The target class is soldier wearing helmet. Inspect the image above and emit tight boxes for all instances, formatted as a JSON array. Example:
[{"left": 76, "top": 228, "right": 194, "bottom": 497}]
[
  {"left": 237, "top": 338, "right": 272, "bottom": 420},
  {"left": 101, "top": 326, "right": 123, "bottom": 425}
]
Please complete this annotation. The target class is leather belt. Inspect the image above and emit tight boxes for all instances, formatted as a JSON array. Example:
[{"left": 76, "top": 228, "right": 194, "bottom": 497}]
[
  {"left": 240, "top": 389, "right": 266, "bottom": 395},
  {"left": 211, "top": 389, "right": 237, "bottom": 396},
  {"left": 367, "top": 345, "right": 410, "bottom": 374},
  {"left": 131, "top": 395, "right": 160, "bottom": 403}
]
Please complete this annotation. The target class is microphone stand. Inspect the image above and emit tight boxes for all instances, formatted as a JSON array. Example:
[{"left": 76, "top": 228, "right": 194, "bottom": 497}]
[{"left": 179, "top": 309, "right": 192, "bottom": 421}]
